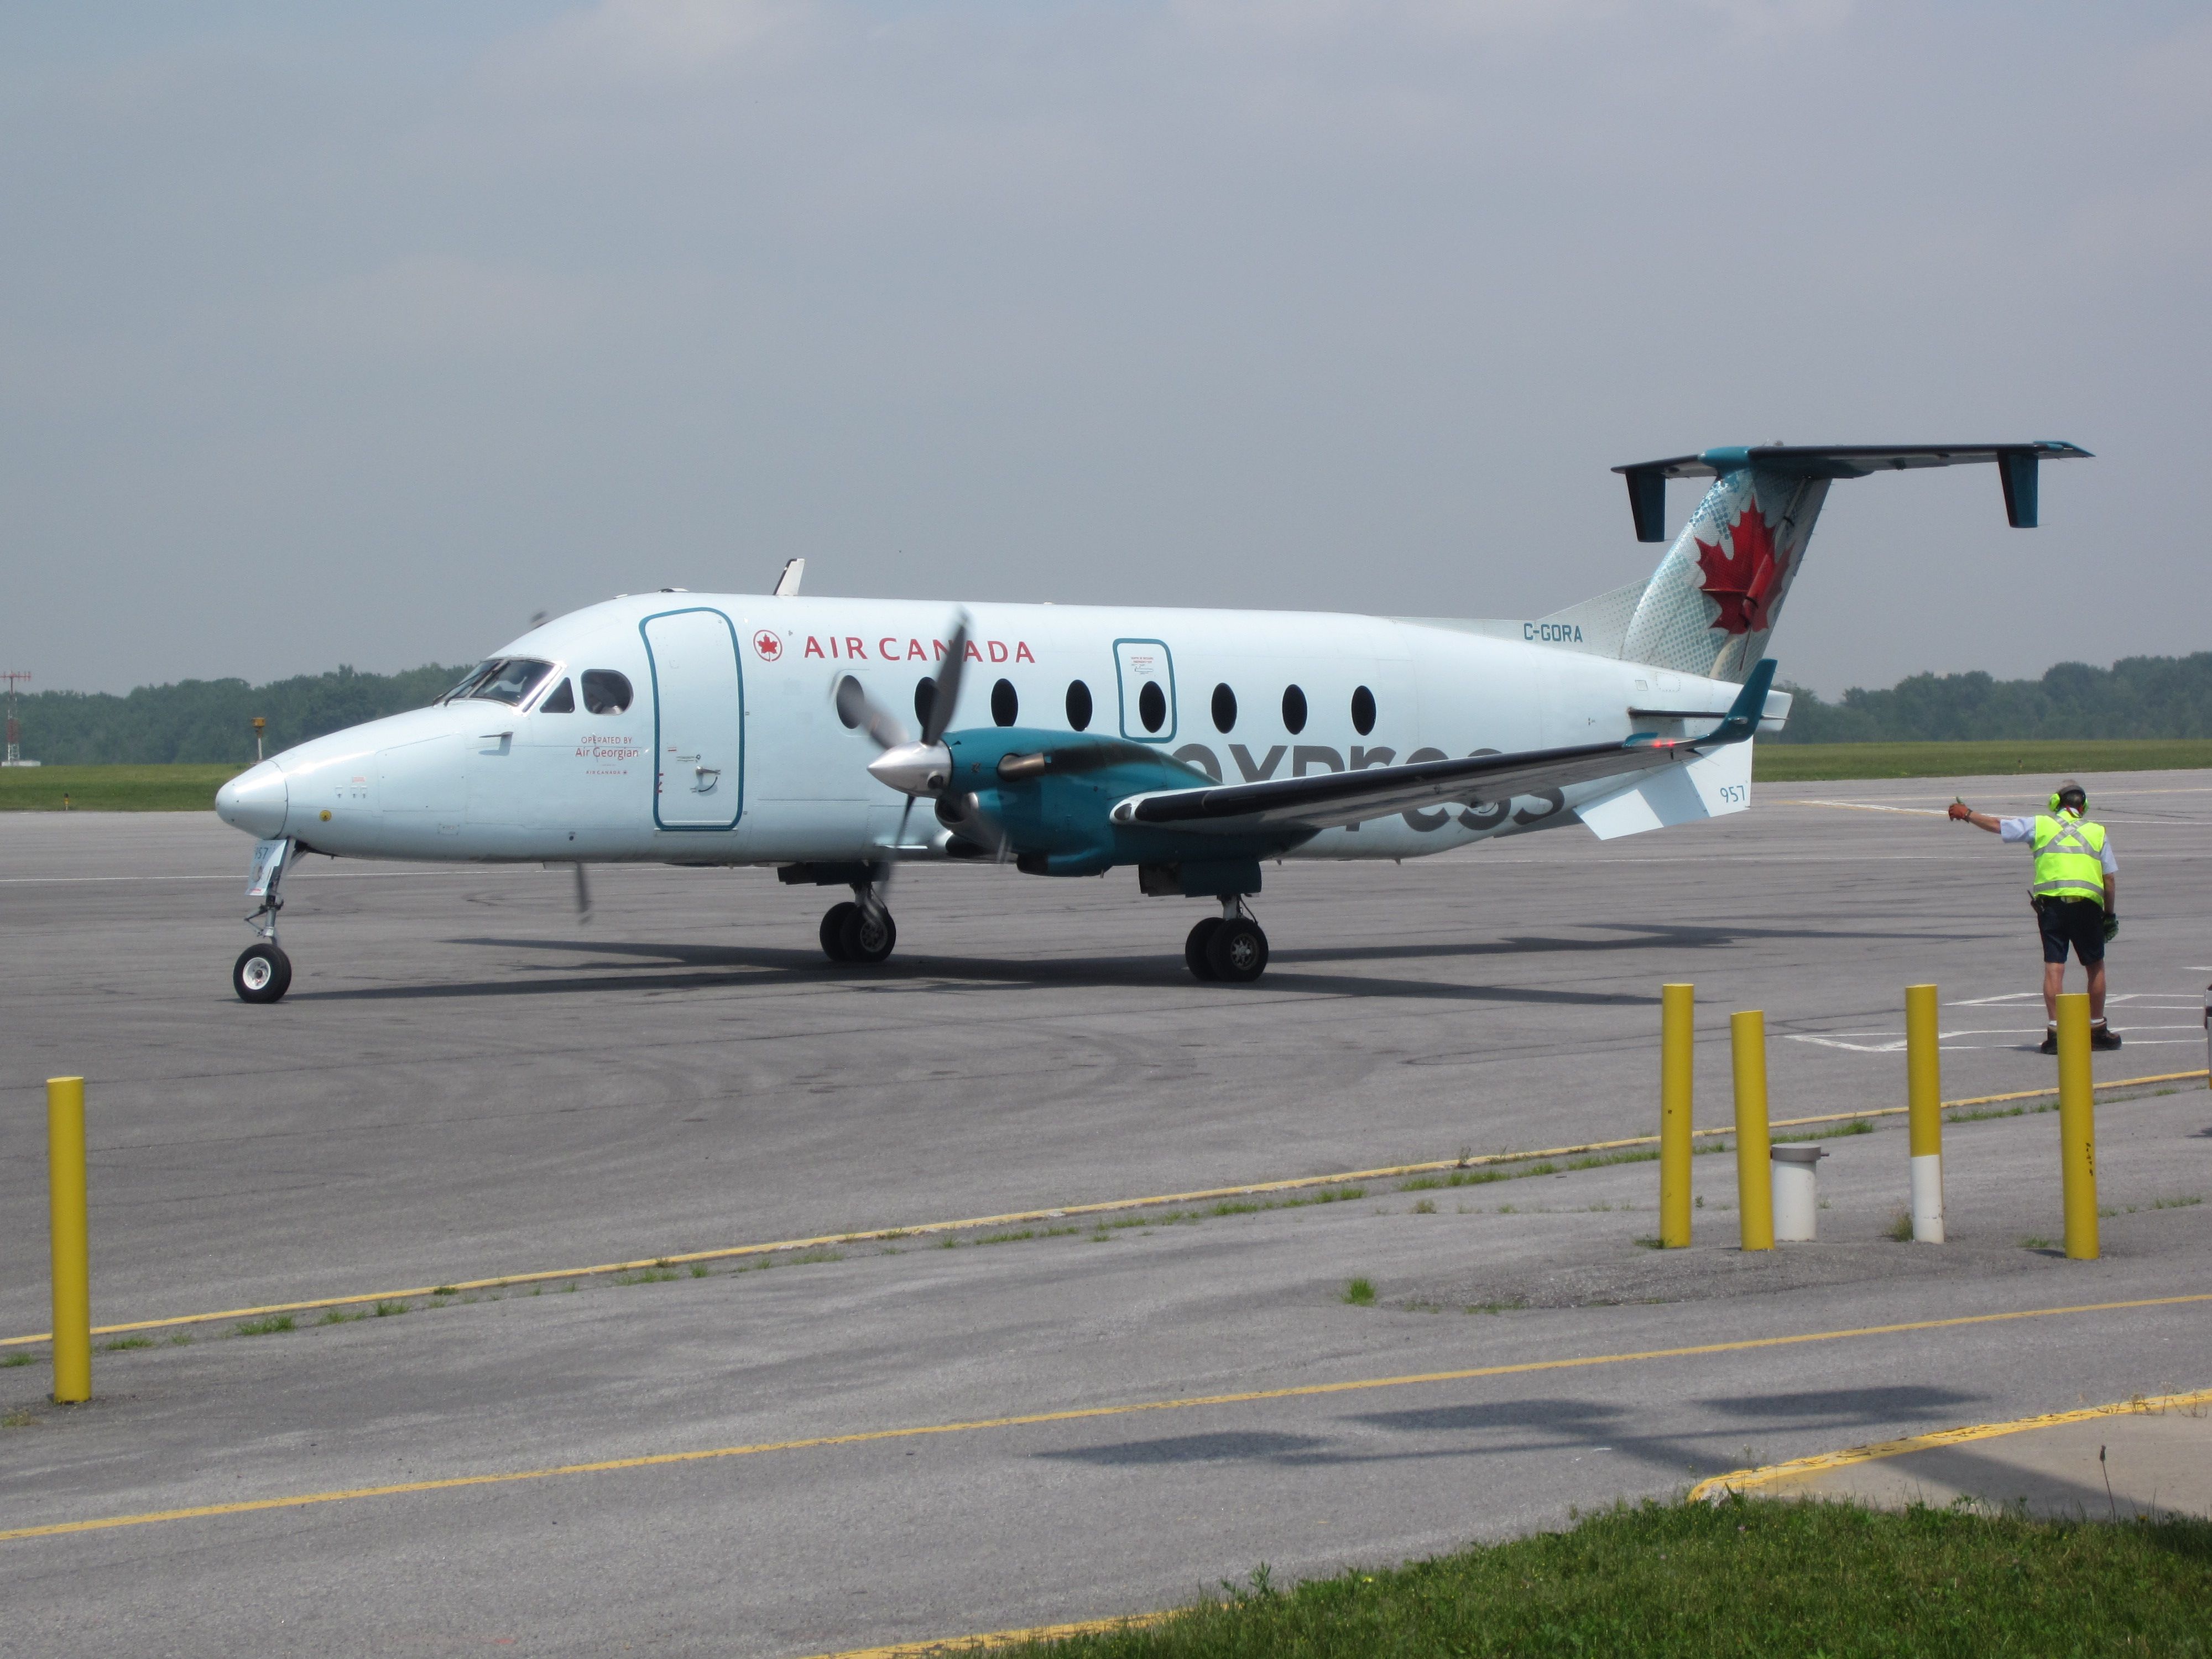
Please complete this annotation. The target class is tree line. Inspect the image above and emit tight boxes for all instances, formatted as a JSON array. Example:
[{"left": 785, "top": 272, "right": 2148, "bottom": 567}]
[
  {"left": 1770, "top": 653, "right": 2212, "bottom": 743},
  {"left": 9, "top": 651, "right": 2211, "bottom": 763},
  {"left": 14, "top": 664, "right": 469, "bottom": 765}
]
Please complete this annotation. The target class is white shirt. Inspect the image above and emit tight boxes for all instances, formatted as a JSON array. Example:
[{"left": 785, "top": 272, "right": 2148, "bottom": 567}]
[{"left": 1999, "top": 813, "right": 2119, "bottom": 874}]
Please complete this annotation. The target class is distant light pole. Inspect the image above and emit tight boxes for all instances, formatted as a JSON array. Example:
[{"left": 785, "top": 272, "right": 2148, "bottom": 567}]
[
  {"left": 252, "top": 716, "right": 266, "bottom": 762},
  {"left": 2, "top": 670, "right": 30, "bottom": 767}
]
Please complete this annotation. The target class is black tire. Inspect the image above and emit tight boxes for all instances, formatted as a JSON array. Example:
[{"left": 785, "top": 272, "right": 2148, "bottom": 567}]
[
  {"left": 839, "top": 904, "right": 897, "bottom": 964},
  {"left": 1185, "top": 917, "right": 1222, "bottom": 980},
  {"left": 820, "top": 902, "right": 858, "bottom": 963},
  {"left": 1206, "top": 918, "right": 1268, "bottom": 984},
  {"left": 233, "top": 942, "right": 292, "bottom": 1004}
]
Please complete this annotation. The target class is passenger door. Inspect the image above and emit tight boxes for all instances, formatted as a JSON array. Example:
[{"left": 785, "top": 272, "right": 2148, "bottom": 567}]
[
  {"left": 1114, "top": 638, "right": 1177, "bottom": 744},
  {"left": 643, "top": 608, "right": 745, "bottom": 831}
]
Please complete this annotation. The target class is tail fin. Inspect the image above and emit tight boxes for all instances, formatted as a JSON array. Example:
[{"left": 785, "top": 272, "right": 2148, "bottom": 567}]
[{"left": 1594, "top": 442, "right": 2090, "bottom": 683}]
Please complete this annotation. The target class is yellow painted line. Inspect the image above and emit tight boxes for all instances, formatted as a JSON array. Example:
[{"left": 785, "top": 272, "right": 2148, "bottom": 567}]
[
  {"left": 1687, "top": 1384, "right": 2212, "bottom": 1504},
  {"left": 6, "top": 1291, "right": 2210, "bottom": 1547},
  {"left": 800, "top": 1612, "right": 1172, "bottom": 1659},
  {"left": 6, "top": 1070, "right": 2202, "bottom": 1350}
]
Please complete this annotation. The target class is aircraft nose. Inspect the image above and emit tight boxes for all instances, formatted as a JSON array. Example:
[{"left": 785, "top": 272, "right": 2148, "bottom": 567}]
[{"left": 215, "top": 761, "right": 288, "bottom": 838}]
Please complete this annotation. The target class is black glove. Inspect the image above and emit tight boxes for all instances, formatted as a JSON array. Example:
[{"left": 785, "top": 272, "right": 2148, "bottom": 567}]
[{"left": 2103, "top": 913, "right": 2120, "bottom": 942}]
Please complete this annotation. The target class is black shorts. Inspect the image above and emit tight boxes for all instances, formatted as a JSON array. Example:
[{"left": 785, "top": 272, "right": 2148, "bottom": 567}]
[{"left": 2037, "top": 898, "right": 2106, "bottom": 966}]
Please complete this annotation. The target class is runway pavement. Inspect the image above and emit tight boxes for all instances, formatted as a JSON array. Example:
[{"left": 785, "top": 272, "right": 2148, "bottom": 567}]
[{"left": 3, "top": 768, "right": 2209, "bottom": 1655}]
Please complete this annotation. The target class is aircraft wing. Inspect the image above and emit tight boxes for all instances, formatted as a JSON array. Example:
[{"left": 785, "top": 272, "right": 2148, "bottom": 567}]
[{"left": 1113, "top": 661, "right": 1774, "bottom": 836}]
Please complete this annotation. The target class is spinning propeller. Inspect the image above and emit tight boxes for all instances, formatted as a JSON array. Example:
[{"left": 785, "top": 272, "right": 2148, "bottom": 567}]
[{"left": 836, "top": 614, "right": 999, "bottom": 891}]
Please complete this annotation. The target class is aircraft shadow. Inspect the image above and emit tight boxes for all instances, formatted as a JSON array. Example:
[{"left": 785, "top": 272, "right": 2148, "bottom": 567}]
[{"left": 286, "top": 935, "right": 1658, "bottom": 1006}]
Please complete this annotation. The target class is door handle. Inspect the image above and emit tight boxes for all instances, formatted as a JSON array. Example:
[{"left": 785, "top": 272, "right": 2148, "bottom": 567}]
[{"left": 692, "top": 763, "right": 722, "bottom": 792}]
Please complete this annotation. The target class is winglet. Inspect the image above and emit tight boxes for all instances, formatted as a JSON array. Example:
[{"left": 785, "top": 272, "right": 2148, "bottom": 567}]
[{"left": 1701, "top": 658, "right": 1777, "bottom": 747}]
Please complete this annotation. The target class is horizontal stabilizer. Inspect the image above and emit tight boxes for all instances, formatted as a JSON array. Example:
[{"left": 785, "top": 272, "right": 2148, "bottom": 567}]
[{"left": 1614, "top": 441, "right": 2091, "bottom": 540}]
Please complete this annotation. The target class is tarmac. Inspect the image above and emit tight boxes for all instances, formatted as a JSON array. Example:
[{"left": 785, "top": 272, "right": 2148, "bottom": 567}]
[{"left": 2, "top": 768, "right": 2209, "bottom": 1655}]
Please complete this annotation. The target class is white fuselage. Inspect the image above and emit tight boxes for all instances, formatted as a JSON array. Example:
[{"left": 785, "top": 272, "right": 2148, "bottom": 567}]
[{"left": 216, "top": 594, "right": 1752, "bottom": 867}]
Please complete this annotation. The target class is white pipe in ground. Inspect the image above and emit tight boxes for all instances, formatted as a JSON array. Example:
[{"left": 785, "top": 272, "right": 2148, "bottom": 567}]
[
  {"left": 1911, "top": 1152, "right": 1945, "bottom": 1243},
  {"left": 1771, "top": 1144, "right": 1825, "bottom": 1242}
]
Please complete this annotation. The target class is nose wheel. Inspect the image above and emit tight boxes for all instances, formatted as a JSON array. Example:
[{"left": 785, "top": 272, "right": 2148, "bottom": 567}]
[
  {"left": 820, "top": 890, "right": 898, "bottom": 965},
  {"left": 1186, "top": 898, "right": 1267, "bottom": 984},
  {"left": 233, "top": 942, "right": 293, "bottom": 1003}
]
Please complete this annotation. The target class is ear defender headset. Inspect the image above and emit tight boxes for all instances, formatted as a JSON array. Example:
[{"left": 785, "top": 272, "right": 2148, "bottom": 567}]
[{"left": 2050, "top": 787, "right": 2088, "bottom": 813}]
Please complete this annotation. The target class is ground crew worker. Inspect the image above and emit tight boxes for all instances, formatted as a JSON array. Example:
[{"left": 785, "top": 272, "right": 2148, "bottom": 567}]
[{"left": 1948, "top": 779, "right": 2120, "bottom": 1053}]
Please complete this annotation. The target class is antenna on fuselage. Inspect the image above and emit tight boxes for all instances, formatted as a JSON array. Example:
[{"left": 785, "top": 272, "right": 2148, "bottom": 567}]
[{"left": 772, "top": 558, "right": 805, "bottom": 597}]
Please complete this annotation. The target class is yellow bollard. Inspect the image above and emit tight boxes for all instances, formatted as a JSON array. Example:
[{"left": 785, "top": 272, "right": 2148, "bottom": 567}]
[
  {"left": 1905, "top": 984, "right": 1944, "bottom": 1243},
  {"left": 1730, "top": 1011, "right": 1774, "bottom": 1251},
  {"left": 2056, "top": 994, "right": 2098, "bottom": 1260},
  {"left": 1660, "top": 984, "right": 1694, "bottom": 1247},
  {"left": 47, "top": 1077, "right": 91, "bottom": 1404}
]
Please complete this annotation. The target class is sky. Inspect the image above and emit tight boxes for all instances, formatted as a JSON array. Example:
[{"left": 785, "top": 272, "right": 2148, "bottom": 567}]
[{"left": 2, "top": 1, "right": 2206, "bottom": 699}]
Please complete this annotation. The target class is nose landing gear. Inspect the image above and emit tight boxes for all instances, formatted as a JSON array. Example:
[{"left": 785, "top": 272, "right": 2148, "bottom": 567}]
[
  {"left": 233, "top": 837, "right": 296, "bottom": 1003},
  {"left": 1186, "top": 895, "right": 1268, "bottom": 984}
]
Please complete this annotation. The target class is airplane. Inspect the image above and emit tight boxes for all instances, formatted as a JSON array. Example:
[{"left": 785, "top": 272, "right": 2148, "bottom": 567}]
[{"left": 214, "top": 441, "right": 2088, "bottom": 1001}]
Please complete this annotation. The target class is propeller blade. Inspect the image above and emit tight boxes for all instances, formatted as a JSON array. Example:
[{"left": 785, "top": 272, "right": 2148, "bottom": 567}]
[
  {"left": 574, "top": 863, "right": 593, "bottom": 922},
  {"left": 835, "top": 674, "right": 910, "bottom": 752},
  {"left": 919, "top": 613, "right": 970, "bottom": 747}
]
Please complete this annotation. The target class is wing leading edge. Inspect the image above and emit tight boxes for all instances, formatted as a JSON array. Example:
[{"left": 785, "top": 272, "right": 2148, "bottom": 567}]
[{"left": 1111, "top": 660, "right": 1776, "bottom": 836}]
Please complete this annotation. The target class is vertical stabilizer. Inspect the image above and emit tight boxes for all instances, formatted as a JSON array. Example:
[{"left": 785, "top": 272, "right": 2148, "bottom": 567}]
[{"left": 1620, "top": 469, "right": 1828, "bottom": 682}]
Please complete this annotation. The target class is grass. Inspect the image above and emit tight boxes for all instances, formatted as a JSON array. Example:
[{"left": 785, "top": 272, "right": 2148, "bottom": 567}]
[
  {"left": 1886, "top": 1209, "right": 1916, "bottom": 1242},
  {"left": 1340, "top": 1277, "right": 1376, "bottom": 1306},
  {"left": 983, "top": 1498, "right": 2212, "bottom": 1658},
  {"left": 0, "top": 763, "right": 242, "bottom": 812},
  {"left": 372, "top": 1299, "right": 410, "bottom": 1317},
  {"left": 101, "top": 1335, "right": 155, "bottom": 1352},
  {"left": 1, "top": 1352, "right": 34, "bottom": 1368},
  {"left": 613, "top": 1267, "right": 680, "bottom": 1285},
  {"left": 232, "top": 1314, "right": 295, "bottom": 1336},
  {"left": 2020, "top": 1235, "right": 2057, "bottom": 1251},
  {"left": 1753, "top": 738, "right": 2212, "bottom": 782}
]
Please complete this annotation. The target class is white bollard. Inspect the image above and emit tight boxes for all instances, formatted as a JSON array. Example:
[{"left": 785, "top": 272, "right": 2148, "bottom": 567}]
[{"left": 1771, "top": 1145, "right": 1826, "bottom": 1242}]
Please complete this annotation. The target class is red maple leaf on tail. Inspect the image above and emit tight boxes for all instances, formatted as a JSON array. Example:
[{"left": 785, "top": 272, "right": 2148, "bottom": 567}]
[{"left": 1694, "top": 502, "right": 1787, "bottom": 635}]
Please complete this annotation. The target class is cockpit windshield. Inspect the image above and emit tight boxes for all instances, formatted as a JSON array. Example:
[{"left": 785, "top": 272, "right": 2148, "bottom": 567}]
[{"left": 443, "top": 658, "right": 556, "bottom": 707}]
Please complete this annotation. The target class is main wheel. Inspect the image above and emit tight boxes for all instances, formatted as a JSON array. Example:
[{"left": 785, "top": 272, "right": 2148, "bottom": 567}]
[
  {"left": 1185, "top": 917, "right": 1222, "bottom": 980},
  {"left": 233, "top": 942, "right": 293, "bottom": 1004},
  {"left": 820, "top": 901, "right": 858, "bottom": 963},
  {"left": 1205, "top": 917, "right": 1268, "bottom": 984},
  {"left": 839, "top": 904, "right": 897, "bottom": 964}
]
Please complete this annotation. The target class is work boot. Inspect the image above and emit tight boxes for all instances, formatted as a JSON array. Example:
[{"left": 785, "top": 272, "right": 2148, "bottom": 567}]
[
  {"left": 2091, "top": 1023, "right": 2123, "bottom": 1051},
  {"left": 2038, "top": 1029, "right": 2058, "bottom": 1055}
]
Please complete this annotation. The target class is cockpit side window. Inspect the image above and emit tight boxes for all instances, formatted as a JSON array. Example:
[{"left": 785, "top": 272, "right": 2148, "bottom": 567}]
[
  {"left": 538, "top": 677, "right": 576, "bottom": 713},
  {"left": 582, "top": 670, "right": 634, "bottom": 716},
  {"left": 453, "top": 658, "right": 556, "bottom": 707}
]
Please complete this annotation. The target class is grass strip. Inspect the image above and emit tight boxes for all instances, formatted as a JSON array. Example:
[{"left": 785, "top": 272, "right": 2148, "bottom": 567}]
[
  {"left": 983, "top": 1499, "right": 2212, "bottom": 1658},
  {"left": 1753, "top": 738, "right": 2212, "bottom": 782},
  {"left": 0, "top": 764, "right": 240, "bottom": 812}
]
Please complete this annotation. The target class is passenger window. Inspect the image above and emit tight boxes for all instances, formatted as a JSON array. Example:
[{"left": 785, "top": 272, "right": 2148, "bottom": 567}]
[
  {"left": 1351, "top": 685, "right": 1375, "bottom": 735},
  {"left": 1138, "top": 681, "right": 1167, "bottom": 733},
  {"left": 1281, "top": 685, "right": 1307, "bottom": 734},
  {"left": 838, "top": 675, "right": 867, "bottom": 729},
  {"left": 1212, "top": 683, "right": 1237, "bottom": 733},
  {"left": 582, "top": 670, "right": 633, "bottom": 716},
  {"left": 992, "top": 679, "right": 1019, "bottom": 727},
  {"left": 1066, "top": 680, "right": 1093, "bottom": 731},
  {"left": 538, "top": 678, "right": 576, "bottom": 714}
]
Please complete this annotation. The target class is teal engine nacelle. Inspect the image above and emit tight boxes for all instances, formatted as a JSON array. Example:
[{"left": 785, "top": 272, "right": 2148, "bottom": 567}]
[{"left": 936, "top": 726, "right": 1295, "bottom": 894}]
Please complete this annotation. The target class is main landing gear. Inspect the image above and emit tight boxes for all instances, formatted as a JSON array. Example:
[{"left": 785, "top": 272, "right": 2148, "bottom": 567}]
[
  {"left": 819, "top": 883, "right": 898, "bottom": 966},
  {"left": 1185, "top": 896, "right": 1269, "bottom": 984}
]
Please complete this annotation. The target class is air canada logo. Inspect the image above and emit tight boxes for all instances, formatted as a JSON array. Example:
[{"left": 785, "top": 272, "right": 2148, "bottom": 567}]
[
  {"left": 752, "top": 630, "right": 784, "bottom": 662},
  {"left": 1695, "top": 501, "right": 1787, "bottom": 635}
]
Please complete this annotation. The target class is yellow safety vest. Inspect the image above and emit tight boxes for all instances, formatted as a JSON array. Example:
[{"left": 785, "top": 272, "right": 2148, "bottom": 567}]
[{"left": 2031, "top": 813, "right": 2107, "bottom": 905}]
